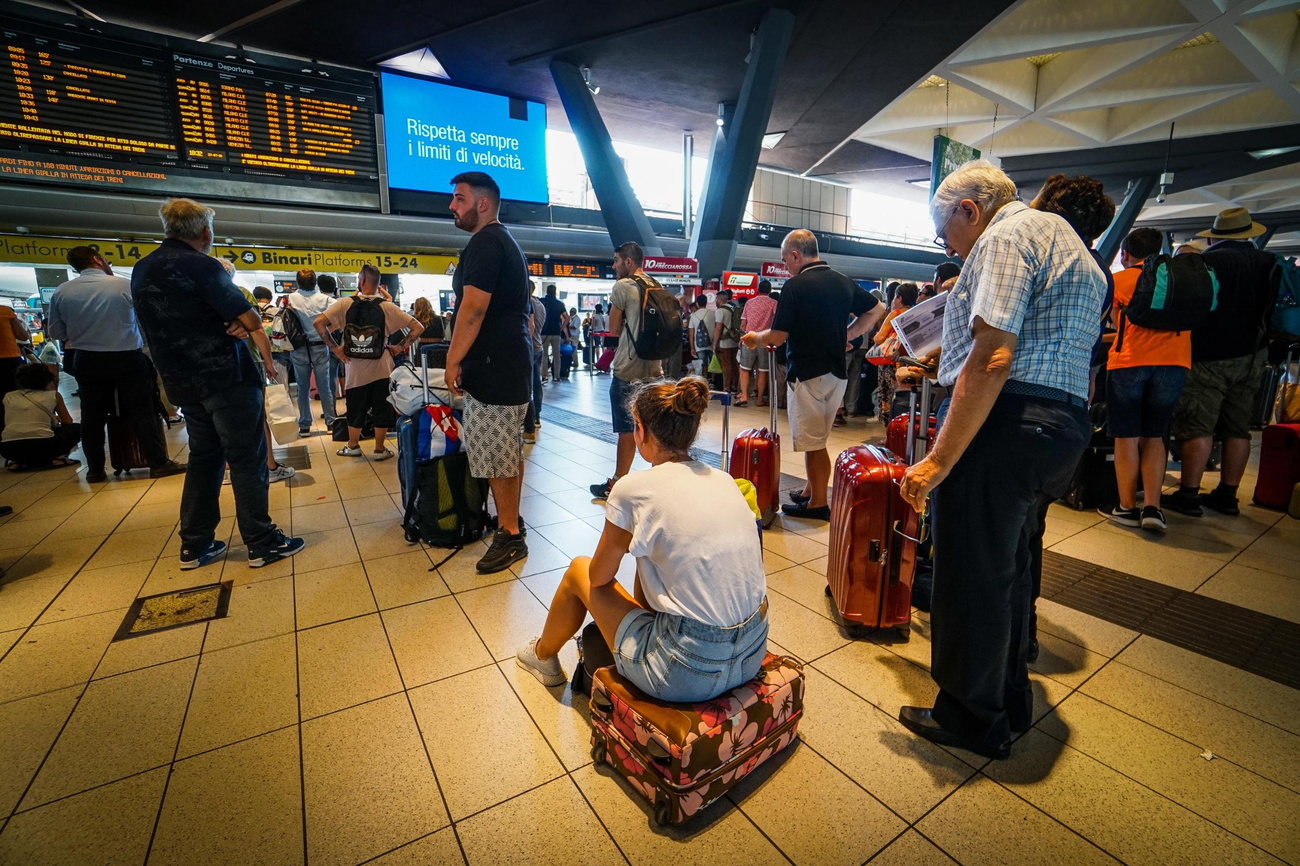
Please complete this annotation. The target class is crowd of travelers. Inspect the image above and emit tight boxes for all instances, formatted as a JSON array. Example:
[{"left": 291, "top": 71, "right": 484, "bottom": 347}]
[{"left": 4, "top": 160, "right": 1288, "bottom": 765}]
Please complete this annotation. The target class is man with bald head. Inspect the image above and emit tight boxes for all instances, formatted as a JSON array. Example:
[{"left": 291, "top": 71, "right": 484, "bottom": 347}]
[{"left": 741, "top": 229, "right": 883, "bottom": 519}]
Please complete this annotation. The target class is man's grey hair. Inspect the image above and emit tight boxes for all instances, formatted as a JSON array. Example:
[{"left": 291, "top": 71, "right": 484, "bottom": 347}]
[
  {"left": 781, "top": 229, "right": 819, "bottom": 259},
  {"left": 930, "top": 159, "right": 1018, "bottom": 226},
  {"left": 159, "top": 198, "right": 215, "bottom": 240}
]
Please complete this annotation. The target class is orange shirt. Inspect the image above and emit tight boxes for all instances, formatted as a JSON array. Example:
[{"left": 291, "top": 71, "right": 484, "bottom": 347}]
[
  {"left": 1107, "top": 265, "right": 1191, "bottom": 370},
  {"left": 0, "top": 307, "right": 18, "bottom": 359}
]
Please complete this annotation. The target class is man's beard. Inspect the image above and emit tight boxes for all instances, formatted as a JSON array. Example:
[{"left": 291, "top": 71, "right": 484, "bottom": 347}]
[{"left": 454, "top": 209, "right": 480, "bottom": 232}]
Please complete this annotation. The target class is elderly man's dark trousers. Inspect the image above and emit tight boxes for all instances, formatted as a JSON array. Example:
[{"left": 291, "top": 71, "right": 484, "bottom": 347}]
[
  {"left": 70, "top": 349, "right": 170, "bottom": 473},
  {"left": 929, "top": 393, "right": 1088, "bottom": 752}
]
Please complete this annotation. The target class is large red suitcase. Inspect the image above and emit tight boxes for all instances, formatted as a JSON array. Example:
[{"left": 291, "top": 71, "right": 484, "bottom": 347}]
[
  {"left": 1253, "top": 423, "right": 1300, "bottom": 509},
  {"left": 826, "top": 445, "right": 918, "bottom": 638},
  {"left": 729, "top": 348, "right": 780, "bottom": 527}
]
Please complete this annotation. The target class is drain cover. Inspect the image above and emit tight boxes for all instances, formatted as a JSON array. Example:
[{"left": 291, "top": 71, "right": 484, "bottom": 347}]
[{"left": 114, "top": 582, "right": 232, "bottom": 640}]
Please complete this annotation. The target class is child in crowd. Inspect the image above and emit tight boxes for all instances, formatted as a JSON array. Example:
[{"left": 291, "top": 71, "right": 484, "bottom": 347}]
[
  {"left": 517, "top": 377, "right": 768, "bottom": 703},
  {"left": 1, "top": 364, "right": 81, "bottom": 470}
]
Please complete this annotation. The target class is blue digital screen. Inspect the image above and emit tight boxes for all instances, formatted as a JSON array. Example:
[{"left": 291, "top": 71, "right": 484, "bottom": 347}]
[{"left": 380, "top": 72, "right": 548, "bottom": 204}]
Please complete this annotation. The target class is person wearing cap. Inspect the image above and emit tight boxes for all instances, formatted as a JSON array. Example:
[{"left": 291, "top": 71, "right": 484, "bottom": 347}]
[{"left": 1164, "top": 207, "right": 1277, "bottom": 518}]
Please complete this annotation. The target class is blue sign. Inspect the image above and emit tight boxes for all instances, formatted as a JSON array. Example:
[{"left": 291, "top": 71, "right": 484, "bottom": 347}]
[{"left": 380, "top": 72, "right": 548, "bottom": 204}]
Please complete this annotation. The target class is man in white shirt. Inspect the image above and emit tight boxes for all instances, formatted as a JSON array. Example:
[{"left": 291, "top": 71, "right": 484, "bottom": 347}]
[
  {"left": 286, "top": 269, "right": 338, "bottom": 436},
  {"left": 688, "top": 295, "right": 714, "bottom": 376}
]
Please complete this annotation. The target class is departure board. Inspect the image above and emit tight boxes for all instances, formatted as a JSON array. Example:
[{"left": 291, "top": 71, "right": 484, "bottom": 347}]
[{"left": 0, "top": 14, "right": 379, "bottom": 203}]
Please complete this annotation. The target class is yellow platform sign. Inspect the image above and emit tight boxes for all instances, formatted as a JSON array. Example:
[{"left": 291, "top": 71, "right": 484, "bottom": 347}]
[{"left": 0, "top": 235, "right": 458, "bottom": 275}]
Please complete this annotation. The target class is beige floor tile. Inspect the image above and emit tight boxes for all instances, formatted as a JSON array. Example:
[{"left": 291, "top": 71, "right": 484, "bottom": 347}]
[
  {"left": 1040, "top": 693, "right": 1300, "bottom": 863},
  {"left": 1246, "top": 524, "right": 1300, "bottom": 562},
  {"left": 517, "top": 495, "right": 578, "bottom": 528},
  {"left": 365, "top": 550, "right": 450, "bottom": 609},
  {"left": 1232, "top": 547, "right": 1300, "bottom": 579},
  {"left": 35, "top": 563, "right": 148, "bottom": 626},
  {"left": 0, "top": 575, "right": 68, "bottom": 633},
  {"left": 357, "top": 522, "right": 426, "bottom": 562},
  {"left": 457, "top": 581, "right": 550, "bottom": 662},
  {"left": 0, "top": 686, "right": 80, "bottom": 816},
  {"left": 522, "top": 469, "right": 578, "bottom": 495},
  {"left": 42, "top": 507, "right": 132, "bottom": 542},
  {"left": 297, "top": 613, "right": 403, "bottom": 719},
  {"left": 409, "top": 666, "right": 564, "bottom": 820},
  {"left": 512, "top": 532, "right": 576, "bottom": 578},
  {"left": 1081, "top": 661, "right": 1300, "bottom": 790},
  {"left": 532, "top": 519, "right": 602, "bottom": 557},
  {"left": 812, "top": 640, "right": 939, "bottom": 717},
  {"left": 343, "top": 493, "right": 402, "bottom": 527},
  {"left": 496, "top": 641, "right": 591, "bottom": 770},
  {"left": 115, "top": 502, "right": 183, "bottom": 533},
  {"left": 178, "top": 633, "right": 298, "bottom": 759},
  {"left": 302, "top": 694, "right": 449, "bottom": 866},
  {"left": 0, "top": 626, "right": 20, "bottom": 656},
  {"left": 1033, "top": 598, "right": 1140, "bottom": 659},
  {"left": 7, "top": 493, "right": 92, "bottom": 524},
  {"left": 759, "top": 527, "right": 828, "bottom": 565},
  {"left": 22, "top": 656, "right": 197, "bottom": 809},
  {"left": 797, "top": 668, "right": 975, "bottom": 822},
  {"left": 1048, "top": 525, "right": 1237, "bottom": 590},
  {"left": 151, "top": 728, "right": 303, "bottom": 866},
  {"left": 334, "top": 473, "right": 389, "bottom": 500},
  {"left": 288, "top": 473, "right": 340, "bottom": 507},
  {"left": 0, "top": 767, "right": 166, "bottom": 866},
  {"left": 728, "top": 744, "right": 906, "bottom": 866},
  {"left": 294, "top": 562, "right": 377, "bottom": 629},
  {"left": 867, "top": 830, "right": 959, "bottom": 866},
  {"left": 761, "top": 548, "right": 798, "bottom": 576},
  {"left": 366, "top": 828, "right": 464, "bottom": 866},
  {"left": 518, "top": 567, "right": 567, "bottom": 610},
  {"left": 1027, "top": 631, "right": 1112, "bottom": 690},
  {"left": 456, "top": 777, "right": 624, "bottom": 866},
  {"left": 1115, "top": 636, "right": 1300, "bottom": 736},
  {"left": 203, "top": 575, "right": 296, "bottom": 653},
  {"left": 382, "top": 596, "right": 494, "bottom": 689},
  {"left": 1195, "top": 563, "right": 1300, "bottom": 623},
  {"left": 291, "top": 500, "right": 349, "bottom": 535},
  {"left": 765, "top": 589, "right": 850, "bottom": 663},
  {"left": 779, "top": 514, "right": 832, "bottom": 544},
  {"left": 93, "top": 623, "right": 205, "bottom": 680},
  {"left": 434, "top": 539, "right": 511, "bottom": 593},
  {"left": 0, "top": 609, "right": 121, "bottom": 703},
  {"left": 81, "top": 526, "right": 171, "bottom": 571},
  {"left": 289, "top": 529, "right": 360, "bottom": 573},
  {"left": 13, "top": 533, "right": 108, "bottom": 581},
  {"left": 917, "top": 774, "right": 1120, "bottom": 866},
  {"left": 987, "top": 730, "right": 1281, "bottom": 866},
  {"left": 766, "top": 564, "right": 839, "bottom": 621}
]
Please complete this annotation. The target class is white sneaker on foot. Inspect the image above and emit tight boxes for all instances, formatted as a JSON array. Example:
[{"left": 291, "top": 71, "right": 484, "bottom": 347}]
[
  {"left": 268, "top": 463, "right": 296, "bottom": 483},
  {"left": 516, "top": 638, "right": 566, "bottom": 687}
]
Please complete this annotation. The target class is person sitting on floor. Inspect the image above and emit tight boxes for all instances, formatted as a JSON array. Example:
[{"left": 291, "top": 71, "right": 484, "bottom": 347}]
[
  {"left": 1, "top": 364, "right": 81, "bottom": 470},
  {"left": 517, "top": 376, "right": 768, "bottom": 703}
]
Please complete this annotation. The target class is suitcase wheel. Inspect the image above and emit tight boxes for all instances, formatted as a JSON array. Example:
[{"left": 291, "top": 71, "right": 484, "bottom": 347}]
[
  {"left": 845, "top": 623, "right": 873, "bottom": 640},
  {"left": 653, "top": 797, "right": 672, "bottom": 827},
  {"left": 590, "top": 737, "right": 606, "bottom": 765},
  {"left": 823, "top": 584, "right": 833, "bottom": 598},
  {"left": 893, "top": 624, "right": 912, "bottom": 642}
]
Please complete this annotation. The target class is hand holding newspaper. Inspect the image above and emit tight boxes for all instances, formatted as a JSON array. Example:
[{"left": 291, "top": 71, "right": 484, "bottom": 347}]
[{"left": 890, "top": 292, "right": 948, "bottom": 359}]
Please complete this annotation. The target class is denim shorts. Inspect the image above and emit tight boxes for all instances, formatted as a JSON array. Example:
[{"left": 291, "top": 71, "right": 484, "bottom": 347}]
[
  {"left": 610, "top": 375, "right": 636, "bottom": 434},
  {"left": 1106, "top": 365, "right": 1187, "bottom": 439},
  {"left": 613, "top": 601, "right": 769, "bottom": 704}
]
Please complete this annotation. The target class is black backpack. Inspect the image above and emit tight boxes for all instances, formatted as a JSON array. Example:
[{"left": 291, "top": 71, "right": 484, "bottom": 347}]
[
  {"left": 403, "top": 452, "right": 494, "bottom": 550},
  {"left": 279, "top": 303, "right": 309, "bottom": 350},
  {"left": 1117, "top": 254, "right": 1219, "bottom": 350},
  {"left": 343, "top": 297, "right": 387, "bottom": 359},
  {"left": 626, "top": 274, "right": 683, "bottom": 361}
]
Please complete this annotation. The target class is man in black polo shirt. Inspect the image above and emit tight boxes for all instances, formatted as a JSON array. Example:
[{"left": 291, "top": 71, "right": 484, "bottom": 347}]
[
  {"left": 444, "top": 172, "right": 532, "bottom": 574},
  {"left": 742, "top": 229, "right": 883, "bottom": 519},
  {"left": 132, "top": 198, "right": 305, "bottom": 570}
]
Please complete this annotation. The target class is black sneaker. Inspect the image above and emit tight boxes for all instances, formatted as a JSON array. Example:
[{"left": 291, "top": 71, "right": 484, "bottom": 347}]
[
  {"left": 782, "top": 502, "right": 830, "bottom": 520},
  {"left": 1162, "top": 488, "right": 1203, "bottom": 517},
  {"left": 1200, "top": 490, "right": 1240, "bottom": 516},
  {"left": 476, "top": 528, "right": 528, "bottom": 574},
  {"left": 85, "top": 469, "right": 107, "bottom": 483},
  {"left": 1140, "top": 506, "right": 1167, "bottom": 532},
  {"left": 150, "top": 461, "right": 187, "bottom": 479},
  {"left": 180, "top": 539, "right": 227, "bottom": 570},
  {"left": 248, "top": 531, "right": 306, "bottom": 568},
  {"left": 589, "top": 477, "right": 615, "bottom": 500},
  {"left": 1100, "top": 504, "right": 1141, "bottom": 527}
]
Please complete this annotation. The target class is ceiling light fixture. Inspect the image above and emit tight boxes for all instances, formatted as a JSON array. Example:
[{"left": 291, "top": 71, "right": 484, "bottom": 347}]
[
  {"left": 581, "top": 67, "right": 599, "bottom": 96},
  {"left": 1249, "top": 146, "right": 1300, "bottom": 160},
  {"left": 378, "top": 46, "right": 449, "bottom": 80},
  {"left": 716, "top": 105, "right": 726, "bottom": 127},
  {"left": 761, "top": 132, "right": 785, "bottom": 149},
  {"left": 1157, "top": 122, "right": 1175, "bottom": 204}
]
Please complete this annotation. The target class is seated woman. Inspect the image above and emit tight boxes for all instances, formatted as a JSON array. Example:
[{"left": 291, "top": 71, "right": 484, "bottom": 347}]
[
  {"left": 517, "top": 377, "right": 767, "bottom": 704},
  {"left": 1, "top": 364, "right": 81, "bottom": 470}
]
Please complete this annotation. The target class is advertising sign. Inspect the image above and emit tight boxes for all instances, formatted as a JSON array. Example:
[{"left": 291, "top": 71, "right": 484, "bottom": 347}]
[
  {"left": 760, "top": 261, "right": 792, "bottom": 279},
  {"left": 721, "top": 271, "right": 759, "bottom": 299},
  {"left": 642, "top": 256, "right": 699, "bottom": 277},
  {"left": 930, "top": 134, "right": 980, "bottom": 201}
]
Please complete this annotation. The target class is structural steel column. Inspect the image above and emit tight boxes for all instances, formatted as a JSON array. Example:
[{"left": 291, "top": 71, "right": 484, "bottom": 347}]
[
  {"left": 689, "top": 7, "right": 797, "bottom": 279},
  {"left": 550, "top": 60, "right": 663, "bottom": 255},
  {"left": 1095, "top": 175, "right": 1157, "bottom": 267},
  {"left": 1255, "top": 225, "right": 1278, "bottom": 250}
]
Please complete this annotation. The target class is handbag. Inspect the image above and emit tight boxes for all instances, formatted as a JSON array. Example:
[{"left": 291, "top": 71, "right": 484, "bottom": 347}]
[
  {"left": 595, "top": 347, "right": 616, "bottom": 373},
  {"left": 264, "top": 382, "right": 299, "bottom": 445},
  {"left": 1278, "top": 350, "right": 1300, "bottom": 424}
]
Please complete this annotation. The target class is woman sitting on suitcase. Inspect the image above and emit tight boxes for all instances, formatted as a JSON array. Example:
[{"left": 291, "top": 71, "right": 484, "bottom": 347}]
[{"left": 517, "top": 376, "right": 769, "bottom": 703}]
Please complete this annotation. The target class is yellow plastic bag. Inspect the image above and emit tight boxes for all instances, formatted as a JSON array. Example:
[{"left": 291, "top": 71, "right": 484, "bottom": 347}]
[{"left": 733, "top": 478, "right": 762, "bottom": 520}]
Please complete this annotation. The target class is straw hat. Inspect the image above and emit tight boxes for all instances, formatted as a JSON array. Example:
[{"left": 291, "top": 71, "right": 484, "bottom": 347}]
[{"left": 1197, "top": 207, "right": 1266, "bottom": 239}]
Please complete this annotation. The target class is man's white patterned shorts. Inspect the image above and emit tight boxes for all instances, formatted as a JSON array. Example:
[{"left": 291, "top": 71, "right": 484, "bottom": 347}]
[{"left": 462, "top": 394, "right": 528, "bottom": 478}]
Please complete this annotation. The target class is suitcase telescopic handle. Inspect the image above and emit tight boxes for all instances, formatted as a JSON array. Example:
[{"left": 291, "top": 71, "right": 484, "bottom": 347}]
[
  {"left": 768, "top": 346, "right": 778, "bottom": 432},
  {"left": 893, "top": 519, "right": 923, "bottom": 544},
  {"left": 420, "top": 349, "right": 430, "bottom": 405},
  {"left": 711, "top": 391, "right": 730, "bottom": 468}
]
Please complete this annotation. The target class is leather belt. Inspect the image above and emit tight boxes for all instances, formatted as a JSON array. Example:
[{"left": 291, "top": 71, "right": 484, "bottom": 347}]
[{"left": 1002, "top": 379, "right": 1087, "bottom": 409}]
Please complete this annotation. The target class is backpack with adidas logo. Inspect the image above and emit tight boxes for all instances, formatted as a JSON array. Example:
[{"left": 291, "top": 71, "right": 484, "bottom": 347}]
[
  {"left": 1116, "top": 253, "right": 1219, "bottom": 351},
  {"left": 343, "top": 297, "right": 387, "bottom": 359},
  {"left": 626, "top": 274, "right": 683, "bottom": 361}
]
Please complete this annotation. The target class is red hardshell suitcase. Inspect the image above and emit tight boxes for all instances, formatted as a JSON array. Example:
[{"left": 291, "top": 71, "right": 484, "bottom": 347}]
[
  {"left": 826, "top": 445, "right": 919, "bottom": 638},
  {"left": 106, "top": 389, "right": 148, "bottom": 476},
  {"left": 1253, "top": 423, "right": 1300, "bottom": 509},
  {"left": 886, "top": 413, "right": 936, "bottom": 462},
  {"left": 728, "top": 348, "right": 780, "bottom": 528},
  {"left": 885, "top": 381, "right": 936, "bottom": 464}
]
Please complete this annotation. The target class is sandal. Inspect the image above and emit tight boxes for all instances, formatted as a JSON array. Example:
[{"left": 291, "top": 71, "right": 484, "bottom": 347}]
[
  {"left": 51, "top": 457, "right": 81, "bottom": 468},
  {"left": 734, "top": 399, "right": 749, "bottom": 407},
  {"left": 372, "top": 448, "right": 394, "bottom": 461},
  {"left": 336, "top": 445, "right": 362, "bottom": 457}
]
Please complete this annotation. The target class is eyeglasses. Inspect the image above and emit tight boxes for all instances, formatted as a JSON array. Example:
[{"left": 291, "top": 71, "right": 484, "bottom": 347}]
[{"left": 933, "top": 205, "right": 961, "bottom": 249}]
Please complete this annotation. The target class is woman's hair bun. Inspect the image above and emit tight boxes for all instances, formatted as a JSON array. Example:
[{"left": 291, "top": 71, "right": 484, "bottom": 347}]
[{"left": 669, "top": 377, "right": 710, "bottom": 416}]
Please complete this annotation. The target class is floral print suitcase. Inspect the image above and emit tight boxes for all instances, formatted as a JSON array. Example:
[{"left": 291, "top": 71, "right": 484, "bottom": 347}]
[{"left": 589, "top": 653, "right": 804, "bottom": 826}]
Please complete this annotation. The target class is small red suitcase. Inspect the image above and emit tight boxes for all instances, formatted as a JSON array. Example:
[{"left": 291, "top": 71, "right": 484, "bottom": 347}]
[
  {"left": 729, "top": 349, "right": 780, "bottom": 528},
  {"left": 885, "top": 383, "right": 936, "bottom": 463},
  {"left": 107, "top": 389, "right": 149, "bottom": 476},
  {"left": 826, "top": 445, "right": 918, "bottom": 638},
  {"left": 1253, "top": 423, "right": 1300, "bottom": 509}
]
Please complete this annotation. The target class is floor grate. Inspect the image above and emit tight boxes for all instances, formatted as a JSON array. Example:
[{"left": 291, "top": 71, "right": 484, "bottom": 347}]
[
  {"left": 114, "top": 582, "right": 232, "bottom": 641},
  {"left": 271, "top": 445, "right": 311, "bottom": 470}
]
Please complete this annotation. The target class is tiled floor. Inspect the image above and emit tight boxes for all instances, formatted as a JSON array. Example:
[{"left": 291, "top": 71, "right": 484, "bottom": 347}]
[{"left": 0, "top": 370, "right": 1296, "bottom": 865}]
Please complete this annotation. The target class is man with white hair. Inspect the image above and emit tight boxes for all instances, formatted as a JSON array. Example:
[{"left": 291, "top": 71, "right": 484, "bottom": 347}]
[
  {"left": 132, "top": 198, "right": 305, "bottom": 571},
  {"left": 895, "top": 160, "right": 1105, "bottom": 759}
]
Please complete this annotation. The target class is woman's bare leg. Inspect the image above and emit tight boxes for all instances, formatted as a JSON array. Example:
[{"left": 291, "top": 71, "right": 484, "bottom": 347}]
[{"left": 535, "top": 556, "right": 641, "bottom": 660}]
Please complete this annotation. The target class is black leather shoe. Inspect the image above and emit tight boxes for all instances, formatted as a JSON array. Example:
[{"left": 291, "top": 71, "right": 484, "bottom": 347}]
[
  {"left": 898, "top": 706, "right": 1010, "bottom": 760},
  {"left": 1027, "top": 638, "right": 1039, "bottom": 663},
  {"left": 85, "top": 469, "right": 107, "bottom": 483},
  {"left": 782, "top": 502, "right": 830, "bottom": 520}
]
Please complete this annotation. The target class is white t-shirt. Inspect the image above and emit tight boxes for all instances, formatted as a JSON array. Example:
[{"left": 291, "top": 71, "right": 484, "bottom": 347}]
[
  {"left": 287, "top": 289, "right": 333, "bottom": 342},
  {"left": 2, "top": 390, "right": 56, "bottom": 441},
  {"left": 605, "top": 460, "right": 765, "bottom": 627},
  {"left": 689, "top": 308, "right": 715, "bottom": 351}
]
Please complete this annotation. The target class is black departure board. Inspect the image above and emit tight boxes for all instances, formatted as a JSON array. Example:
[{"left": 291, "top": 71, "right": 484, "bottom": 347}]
[{"left": 0, "top": 14, "right": 378, "bottom": 201}]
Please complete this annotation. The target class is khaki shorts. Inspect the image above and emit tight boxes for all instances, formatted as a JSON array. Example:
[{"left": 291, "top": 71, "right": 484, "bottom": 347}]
[
  {"left": 1169, "top": 349, "right": 1266, "bottom": 441},
  {"left": 787, "top": 373, "right": 848, "bottom": 451},
  {"left": 462, "top": 394, "right": 528, "bottom": 478}
]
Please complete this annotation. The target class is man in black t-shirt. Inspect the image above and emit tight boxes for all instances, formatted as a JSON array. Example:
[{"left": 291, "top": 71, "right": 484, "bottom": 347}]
[
  {"left": 741, "top": 229, "right": 883, "bottom": 519},
  {"left": 539, "top": 285, "right": 567, "bottom": 383},
  {"left": 445, "top": 171, "right": 531, "bottom": 574}
]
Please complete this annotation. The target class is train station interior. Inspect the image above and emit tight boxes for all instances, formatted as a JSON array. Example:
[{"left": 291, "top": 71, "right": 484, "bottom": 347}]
[{"left": 0, "top": 0, "right": 1297, "bottom": 864}]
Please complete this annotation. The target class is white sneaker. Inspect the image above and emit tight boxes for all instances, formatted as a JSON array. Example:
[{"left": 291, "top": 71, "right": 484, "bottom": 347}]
[
  {"left": 268, "top": 463, "right": 296, "bottom": 483},
  {"left": 516, "top": 638, "right": 566, "bottom": 687}
]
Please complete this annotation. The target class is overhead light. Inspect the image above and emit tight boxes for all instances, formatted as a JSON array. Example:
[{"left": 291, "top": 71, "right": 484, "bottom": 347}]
[
  {"left": 1249, "top": 146, "right": 1300, "bottom": 159},
  {"left": 761, "top": 132, "right": 786, "bottom": 149},
  {"left": 581, "top": 67, "right": 599, "bottom": 96},
  {"left": 379, "top": 46, "right": 449, "bottom": 80},
  {"left": 716, "top": 105, "right": 727, "bottom": 127}
]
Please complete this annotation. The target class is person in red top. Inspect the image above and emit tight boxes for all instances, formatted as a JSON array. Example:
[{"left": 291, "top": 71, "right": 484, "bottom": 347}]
[
  {"left": 736, "top": 280, "right": 778, "bottom": 406},
  {"left": 1102, "top": 228, "right": 1191, "bottom": 532}
]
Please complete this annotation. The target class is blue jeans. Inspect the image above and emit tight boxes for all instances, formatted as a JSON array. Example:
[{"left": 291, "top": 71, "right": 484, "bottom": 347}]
[
  {"left": 524, "top": 349, "right": 544, "bottom": 432},
  {"left": 327, "top": 349, "right": 343, "bottom": 400},
  {"left": 609, "top": 375, "right": 635, "bottom": 434},
  {"left": 613, "top": 603, "right": 768, "bottom": 703},
  {"left": 178, "top": 383, "right": 276, "bottom": 552},
  {"left": 290, "top": 343, "right": 337, "bottom": 429}
]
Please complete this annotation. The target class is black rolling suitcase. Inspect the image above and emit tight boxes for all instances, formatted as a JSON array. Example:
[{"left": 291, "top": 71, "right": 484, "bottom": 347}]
[
  {"left": 1254, "top": 364, "right": 1283, "bottom": 428},
  {"left": 1061, "top": 402, "right": 1118, "bottom": 510},
  {"left": 107, "top": 388, "right": 149, "bottom": 475}
]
